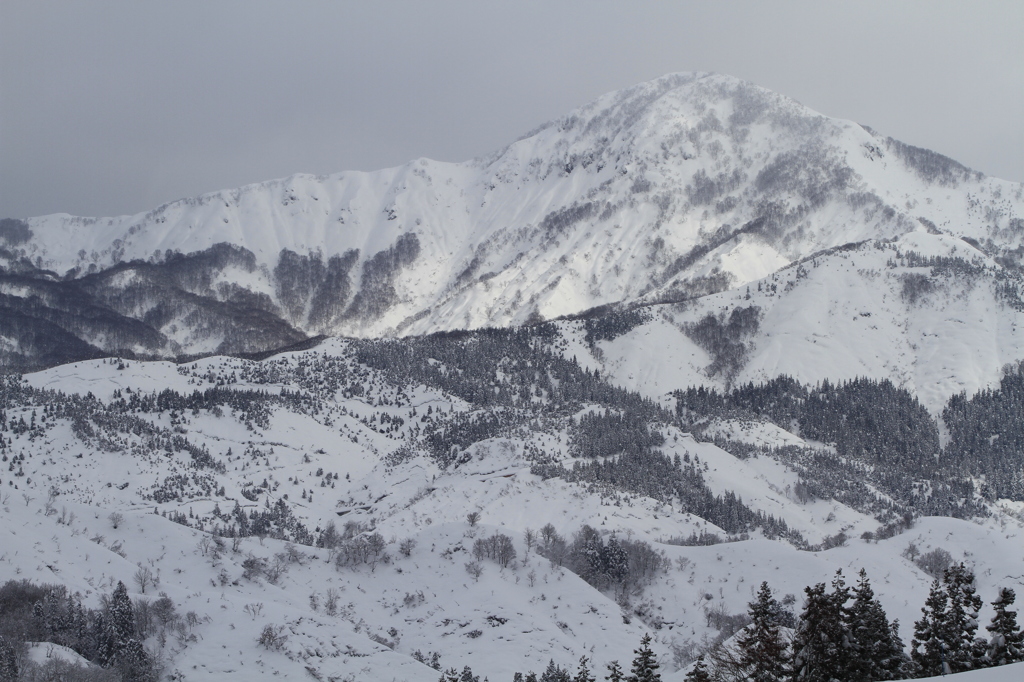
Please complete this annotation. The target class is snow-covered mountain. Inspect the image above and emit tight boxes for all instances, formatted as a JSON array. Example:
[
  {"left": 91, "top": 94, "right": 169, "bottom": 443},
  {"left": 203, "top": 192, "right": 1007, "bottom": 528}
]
[
  {"left": 3, "top": 72, "right": 1022, "bottom": 368},
  {"left": 3, "top": 73, "right": 1024, "bottom": 682},
  {"left": 2, "top": 335, "right": 1023, "bottom": 680}
]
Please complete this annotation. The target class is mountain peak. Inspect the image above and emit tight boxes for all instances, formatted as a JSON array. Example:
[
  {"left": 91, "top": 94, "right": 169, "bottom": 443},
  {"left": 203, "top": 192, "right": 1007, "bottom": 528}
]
[{"left": 3, "top": 74, "right": 1022, "bottom": 368}]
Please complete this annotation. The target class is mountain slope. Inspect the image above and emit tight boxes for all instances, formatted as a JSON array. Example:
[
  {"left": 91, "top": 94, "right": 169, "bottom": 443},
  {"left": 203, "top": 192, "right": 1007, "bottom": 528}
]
[
  {"left": 556, "top": 226, "right": 1024, "bottom": 415},
  {"left": 3, "top": 72, "right": 1022, "bottom": 368},
  {"left": 2, "top": 331, "right": 1023, "bottom": 680}
]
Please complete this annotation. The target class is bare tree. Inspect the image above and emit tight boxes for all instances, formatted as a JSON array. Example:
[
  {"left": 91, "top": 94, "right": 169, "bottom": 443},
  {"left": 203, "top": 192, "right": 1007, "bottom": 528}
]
[
  {"left": 134, "top": 566, "right": 155, "bottom": 593},
  {"left": 466, "top": 511, "right": 481, "bottom": 527},
  {"left": 324, "top": 588, "right": 340, "bottom": 616},
  {"left": 524, "top": 527, "right": 536, "bottom": 556},
  {"left": 108, "top": 512, "right": 124, "bottom": 529},
  {"left": 366, "top": 533, "right": 388, "bottom": 571},
  {"left": 257, "top": 624, "right": 287, "bottom": 651}
]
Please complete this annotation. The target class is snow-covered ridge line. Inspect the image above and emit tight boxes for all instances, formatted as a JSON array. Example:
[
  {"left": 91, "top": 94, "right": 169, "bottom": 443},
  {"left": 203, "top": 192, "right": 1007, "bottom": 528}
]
[{"left": 3, "top": 72, "right": 1021, "bottom": 346}]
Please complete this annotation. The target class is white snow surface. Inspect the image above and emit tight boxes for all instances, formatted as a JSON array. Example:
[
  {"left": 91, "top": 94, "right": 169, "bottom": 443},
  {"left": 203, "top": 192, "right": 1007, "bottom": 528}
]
[
  {"left": 557, "top": 229, "right": 1024, "bottom": 413},
  {"left": 2, "top": 345, "right": 1023, "bottom": 681}
]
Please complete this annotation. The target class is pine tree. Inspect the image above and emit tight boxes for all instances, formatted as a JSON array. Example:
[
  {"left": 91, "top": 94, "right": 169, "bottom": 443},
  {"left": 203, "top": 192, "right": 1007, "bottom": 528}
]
[
  {"left": 942, "top": 563, "right": 985, "bottom": 672},
  {"left": 912, "top": 563, "right": 987, "bottom": 675},
  {"left": 438, "top": 669, "right": 460, "bottom": 682},
  {"left": 849, "top": 569, "right": 905, "bottom": 681},
  {"left": 540, "top": 659, "right": 571, "bottom": 682},
  {"left": 115, "top": 637, "right": 156, "bottom": 682},
  {"left": 790, "top": 571, "right": 853, "bottom": 682},
  {"left": 605, "top": 660, "right": 625, "bottom": 682},
  {"left": 987, "top": 588, "right": 1023, "bottom": 666},
  {"left": 458, "top": 665, "right": 481, "bottom": 682},
  {"left": 104, "top": 581, "right": 136, "bottom": 663},
  {"left": 0, "top": 635, "right": 18, "bottom": 682},
  {"left": 683, "top": 655, "right": 711, "bottom": 682},
  {"left": 912, "top": 578, "right": 950, "bottom": 677},
  {"left": 626, "top": 634, "right": 661, "bottom": 682},
  {"left": 570, "top": 656, "right": 597, "bottom": 682},
  {"left": 790, "top": 584, "right": 837, "bottom": 681},
  {"left": 736, "top": 582, "right": 789, "bottom": 682}
]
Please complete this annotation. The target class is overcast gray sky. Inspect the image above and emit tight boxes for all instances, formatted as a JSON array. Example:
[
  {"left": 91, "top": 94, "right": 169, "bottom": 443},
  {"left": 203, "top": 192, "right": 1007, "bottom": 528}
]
[{"left": 2, "top": 1, "right": 1022, "bottom": 219}]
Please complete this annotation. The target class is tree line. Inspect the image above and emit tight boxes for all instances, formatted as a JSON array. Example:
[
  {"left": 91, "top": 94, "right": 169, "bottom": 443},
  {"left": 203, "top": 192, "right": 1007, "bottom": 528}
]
[{"left": 438, "top": 564, "right": 1021, "bottom": 681}]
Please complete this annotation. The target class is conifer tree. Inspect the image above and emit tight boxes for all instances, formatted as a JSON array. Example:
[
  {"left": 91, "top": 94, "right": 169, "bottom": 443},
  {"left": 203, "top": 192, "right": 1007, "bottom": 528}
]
[
  {"left": 115, "top": 637, "right": 157, "bottom": 682},
  {"left": 849, "top": 569, "right": 905, "bottom": 681},
  {"left": 104, "top": 581, "right": 136, "bottom": 663},
  {"left": 540, "top": 659, "right": 570, "bottom": 682},
  {"left": 790, "top": 571, "right": 853, "bottom": 682},
  {"left": 605, "top": 660, "right": 625, "bottom": 682},
  {"left": 626, "top": 634, "right": 661, "bottom": 682},
  {"left": 438, "top": 668, "right": 460, "bottom": 682},
  {"left": 458, "top": 665, "right": 481, "bottom": 682},
  {"left": 736, "top": 582, "right": 790, "bottom": 682},
  {"left": 912, "top": 563, "right": 986, "bottom": 675},
  {"left": 791, "top": 584, "right": 839, "bottom": 681},
  {"left": 573, "top": 656, "right": 597, "bottom": 682},
  {"left": 911, "top": 578, "right": 950, "bottom": 677},
  {"left": 683, "top": 655, "right": 711, "bottom": 682},
  {"left": 942, "top": 563, "right": 985, "bottom": 672},
  {"left": 0, "top": 635, "right": 18, "bottom": 682},
  {"left": 986, "top": 588, "right": 1023, "bottom": 666}
]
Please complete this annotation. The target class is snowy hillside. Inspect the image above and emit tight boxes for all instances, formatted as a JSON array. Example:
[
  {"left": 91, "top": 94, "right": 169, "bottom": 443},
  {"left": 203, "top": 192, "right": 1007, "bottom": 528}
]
[
  {"left": 3, "top": 71, "right": 1024, "bottom": 682},
  {"left": 2, "top": 332, "right": 1024, "bottom": 680},
  {"left": 555, "top": 226, "right": 1024, "bottom": 414},
  {"left": 3, "top": 72, "right": 1023, "bottom": 368}
]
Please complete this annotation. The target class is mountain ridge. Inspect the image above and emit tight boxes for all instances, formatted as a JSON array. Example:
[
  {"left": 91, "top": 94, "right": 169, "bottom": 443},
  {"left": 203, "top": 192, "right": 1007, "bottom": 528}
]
[{"left": 2, "top": 72, "right": 1023, "bottom": 376}]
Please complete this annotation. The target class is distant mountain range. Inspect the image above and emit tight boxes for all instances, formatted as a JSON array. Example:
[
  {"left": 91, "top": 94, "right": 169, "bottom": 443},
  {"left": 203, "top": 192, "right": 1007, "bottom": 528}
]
[
  {"left": 3, "top": 73, "right": 1024, "bottom": 681},
  {"left": 3, "top": 72, "right": 1021, "bottom": 379}
]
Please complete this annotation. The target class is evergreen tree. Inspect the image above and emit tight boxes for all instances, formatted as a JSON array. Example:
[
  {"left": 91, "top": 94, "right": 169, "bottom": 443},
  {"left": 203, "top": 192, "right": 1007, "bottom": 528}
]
[
  {"left": 0, "top": 634, "right": 18, "bottom": 682},
  {"left": 115, "top": 637, "right": 156, "bottom": 682},
  {"left": 573, "top": 656, "right": 597, "bottom": 682},
  {"left": 626, "top": 634, "right": 661, "bottom": 682},
  {"left": 849, "top": 569, "right": 905, "bottom": 681},
  {"left": 92, "top": 610, "right": 112, "bottom": 666},
  {"left": 790, "top": 571, "right": 853, "bottom": 682},
  {"left": 540, "top": 659, "right": 571, "bottom": 682},
  {"left": 942, "top": 563, "right": 985, "bottom": 672},
  {"left": 438, "top": 668, "right": 460, "bottom": 682},
  {"left": 683, "top": 655, "right": 711, "bottom": 682},
  {"left": 736, "top": 582, "right": 790, "bottom": 682},
  {"left": 103, "top": 581, "right": 136, "bottom": 664},
  {"left": 459, "top": 665, "right": 481, "bottom": 682},
  {"left": 605, "top": 660, "right": 625, "bottom": 682},
  {"left": 911, "top": 579, "right": 950, "bottom": 677},
  {"left": 912, "top": 563, "right": 986, "bottom": 676},
  {"left": 987, "top": 588, "right": 1023, "bottom": 666}
]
